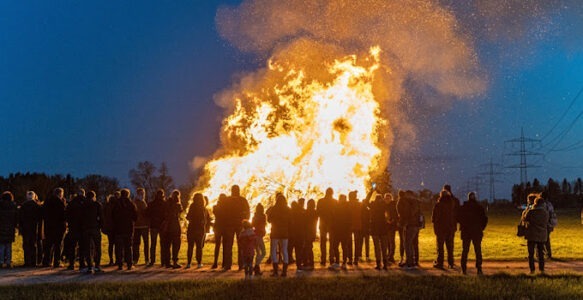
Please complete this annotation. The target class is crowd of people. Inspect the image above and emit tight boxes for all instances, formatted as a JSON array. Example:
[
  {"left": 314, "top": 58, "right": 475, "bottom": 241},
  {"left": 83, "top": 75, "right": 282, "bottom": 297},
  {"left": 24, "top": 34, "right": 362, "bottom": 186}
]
[{"left": 0, "top": 183, "right": 558, "bottom": 277}]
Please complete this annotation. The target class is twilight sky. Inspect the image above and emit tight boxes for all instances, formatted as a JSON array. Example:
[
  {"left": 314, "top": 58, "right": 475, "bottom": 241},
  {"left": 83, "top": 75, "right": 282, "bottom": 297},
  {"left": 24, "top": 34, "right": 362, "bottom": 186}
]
[{"left": 1, "top": 1, "right": 582, "bottom": 200}]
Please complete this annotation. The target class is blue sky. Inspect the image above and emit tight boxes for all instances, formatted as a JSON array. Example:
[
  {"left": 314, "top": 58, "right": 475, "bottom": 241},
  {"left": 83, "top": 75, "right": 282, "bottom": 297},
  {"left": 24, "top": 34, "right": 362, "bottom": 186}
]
[{"left": 1, "top": 1, "right": 582, "bottom": 199}]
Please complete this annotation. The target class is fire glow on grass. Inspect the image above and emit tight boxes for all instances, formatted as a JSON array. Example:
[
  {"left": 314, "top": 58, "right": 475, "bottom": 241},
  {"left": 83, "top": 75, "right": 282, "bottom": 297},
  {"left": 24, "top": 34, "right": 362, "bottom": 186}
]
[{"left": 199, "top": 47, "right": 388, "bottom": 208}]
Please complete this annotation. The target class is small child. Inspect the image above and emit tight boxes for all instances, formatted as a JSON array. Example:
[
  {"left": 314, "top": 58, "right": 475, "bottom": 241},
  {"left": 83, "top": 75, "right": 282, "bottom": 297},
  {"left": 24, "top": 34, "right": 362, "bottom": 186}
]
[{"left": 239, "top": 220, "right": 257, "bottom": 279}]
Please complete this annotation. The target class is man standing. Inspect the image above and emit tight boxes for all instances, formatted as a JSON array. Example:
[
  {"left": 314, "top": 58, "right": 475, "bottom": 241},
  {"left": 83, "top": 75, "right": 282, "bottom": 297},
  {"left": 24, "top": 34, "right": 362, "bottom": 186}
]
[
  {"left": 432, "top": 190, "right": 456, "bottom": 269},
  {"left": 19, "top": 191, "right": 43, "bottom": 267},
  {"left": 397, "top": 190, "right": 421, "bottom": 269},
  {"left": 82, "top": 191, "right": 103, "bottom": 273},
  {"left": 223, "top": 185, "right": 250, "bottom": 270},
  {"left": 113, "top": 189, "right": 137, "bottom": 270},
  {"left": 317, "top": 187, "right": 335, "bottom": 266},
  {"left": 65, "top": 188, "right": 87, "bottom": 271},
  {"left": 42, "top": 188, "right": 67, "bottom": 268},
  {"left": 147, "top": 189, "right": 166, "bottom": 267},
  {"left": 132, "top": 188, "right": 149, "bottom": 265},
  {"left": 457, "top": 192, "right": 488, "bottom": 275},
  {"left": 385, "top": 193, "right": 399, "bottom": 264}
]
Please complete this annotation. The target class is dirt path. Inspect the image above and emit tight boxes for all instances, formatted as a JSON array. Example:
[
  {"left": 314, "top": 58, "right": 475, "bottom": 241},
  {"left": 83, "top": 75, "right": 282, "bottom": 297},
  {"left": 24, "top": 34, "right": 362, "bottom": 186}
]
[{"left": 1, "top": 260, "right": 582, "bottom": 286}]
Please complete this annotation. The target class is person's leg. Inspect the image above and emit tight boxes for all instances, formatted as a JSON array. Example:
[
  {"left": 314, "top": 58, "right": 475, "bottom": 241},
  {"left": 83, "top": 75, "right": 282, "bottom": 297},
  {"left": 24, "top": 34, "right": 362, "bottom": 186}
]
[
  {"left": 372, "top": 235, "right": 381, "bottom": 268},
  {"left": 115, "top": 235, "right": 124, "bottom": 268},
  {"left": 223, "top": 229, "right": 235, "bottom": 269},
  {"left": 125, "top": 235, "right": 133, "bottom": 268},
  {"left": 461, "top": 238, "right": 470, "bottom": 274},
  {"left": 107, "top": 234, "right": 115, "bottom": 265},
  {"left": 387, "top": 228, "right": 396, "bottom": 263},
  {"left": 474, "top": 237, "right": 482, "bottom": 273},
  {"left": 446, "top": 233, "right": 455, "bottom": 267},
  {"left": 186, "top": 237, "right": 195, "bottom": 266},
  {"left": 0, "top": 243, "right": 6, "bottom": 265},
  {"left": 195, "top": 232, "right": 204, "bottom": 265},
  {"left": 354, "top": 230, "right": 362, "bottom": 263},
  {"left": 545, "top": 232, "right": 552, "bottom": 259},
  {"left": 149, "top": 229, "right": 158, "bottom": 265},
  {"left": 435, "top": 234, "right": 445, "bottom": 267},
  {"left": 319, "top": 227, "right": 327, "bottom": 265},
  {"left": 398, "top": 228, "right": 405, "bottom": 262},
  {"left": 346, "top": 232, "right": 353, "bottom": 264},
  {"left": 132, "top": 229, "right": 141, "bottom": 264},
  {"left": 537, "top": 242, "right": 545, "bottom": 272},
  {"left": 213, "top": 231, "right": 222, "bottom": 267},
  {"left": 172, "top": 234, "right": 181, "bottom": 266},
  {"left": 94, "top": 232, "right": 102, "bottom": 268},
  {"left": 236, "top": 229, "right": 243, "bottom": 269},
  {"left": 527, "top": 241, "right": 535, "bottom": 273},
  {"left": 413, "top": 231, "right": 419, "bottom": 265},
  {"left": 255, "top": 237, "right": 266, "bottom": 266},
  {"left": 405, "top": 226, "right": 418, "bottom": 267}
]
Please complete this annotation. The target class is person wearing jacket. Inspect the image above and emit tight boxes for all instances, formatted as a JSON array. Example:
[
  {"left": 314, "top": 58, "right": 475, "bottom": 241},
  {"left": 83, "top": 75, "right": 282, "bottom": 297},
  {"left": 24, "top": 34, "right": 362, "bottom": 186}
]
[
  {"left": 112, "top": 189, "right": 137, "bottom": 270},
  {"left": 303, "top": 199, "right": 318, "bottom": 270},
  {"left": 222, "top": 185, "right": 250, "bottom": 271},
  {"left": 132, "top": 188, "right": 149, "bottom": 265},
  {"left": 385, "top": 193, "right": 399, "bottom": 264},
  {"left": 162, "top": 190, "right": 183, "bottom": 269},
  {"left": 267, "top": 193, "right": 291, "bottom": 277},
  {"left": 19, "top": 191, "right": 43, "bottom": 267},
  {"left": 331, "top": 194, "right": 351, "bottom": 270},
  {"left": 65, "top": 188, "right": 87, "bottom": 271},
  {"left": 239, "top": 220, "right": 256, "bottom": 280},
  {"left": 522, "top": 196, "right": 549, "bottom": 274},
  {"left": 81, "top": 190, "right": 103, "bottom": 273},
  {"left": 252, "top": 203, "right": 267, "bottom": 275},
  {"left": 360, "top": 196, "right": 371, "bottom": 263},
  {"left": 457, "top": 192, "right": 488, "bottom": 275},
  {"left": 348, "top": 191, "right": 362, "bottom": 266},
  {"left": 370, "top": 194, "right": 389, "bottom": 270},
  {"left": 102, "top": 193, "right": 118, "bottom": 266},
  {"left": 186, "top": 193, "right": 208, "bottom": 269},
  {"left": 212, "top": 193, "right": 227, "bottom": 269},
  {"left": 317, "top": 187, "right": 335, "bottom": 266},
  {"left": 146, "top": 189, "right": 166, "bottom": 267},
  {"left": 289, "top": 201, "right": 305, "bottom": 270},
  {"left": 431, "top": 190, "right": 456, "bottom": 269},
  {"left": 0, "top": 191, "right": 18, "bottom": 268},
  {"left": 397, "top": 190, "right": 421, "bottom": 269},
  {"left": 42, "top": 188, "right": 67, "bottom": 268}
]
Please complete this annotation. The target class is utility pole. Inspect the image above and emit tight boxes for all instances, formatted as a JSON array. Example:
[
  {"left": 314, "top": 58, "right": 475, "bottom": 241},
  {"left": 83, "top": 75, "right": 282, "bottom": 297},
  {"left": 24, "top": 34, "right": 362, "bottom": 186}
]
[
  {"left": 479, "top": 158, "right": 504, "bottom": 202},
  {"left": 505, "top": 128, "right": 543, "bottom": 184}
]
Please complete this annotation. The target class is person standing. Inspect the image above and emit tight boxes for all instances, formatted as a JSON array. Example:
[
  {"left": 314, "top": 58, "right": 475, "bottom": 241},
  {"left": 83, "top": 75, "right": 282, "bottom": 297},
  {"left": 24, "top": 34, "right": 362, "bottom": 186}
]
[
  {"left": 65, "top": 188, "right": 87, "bottom": 271},
  {"left": 163, "top": 190, "right": 183, "bottom": 269},
  {"left": 185, "top": 193, "right": 208, "bottom": 269},
  {"left": 223, "top": 185, "right": 250, "bottom": 271},
  {"left": 211, "top": 194, "right": 227, "bottom": 269},
  {"left": 457, "top": 192, "right": 488, "bottom": 275},
  {"left": 540, "top": 191, "right": 557, "bottom": 260},
  {"left": 304, "top": 199, "right": 318, "bottom": 270},
  {"left": 19, "top": 191, "right": 43, "bottom": 267},
  {"left": 146, "top": 189, "right": 166, "bottom": 267},
  {"left": 252, "top": 203, "right": 267, "bottom": 275},
  {"left": 132, "top": 188, "right": 149, "bottom": 265},
  {"left": 267, "top": 193, "right": 291, "bottom": 277},
  {"left": 317, "top": 187, "right": 335, "bottom": 266},
  {"left": 102, "top": 194, "right": 118, "bottom": 266},
  {"left": 82, "top": 191, "right": 103, "bottom": 273},
  {"left": 522, "top": 196, "right": 549, "bottom": 274},
  {"left": 42, "top": 188, "right": 67, "bottom": 268},
  {"left": 112, "top": 189, "right": 137, "bottom": 270},
  {"left": 0, "top": 192, "right": 18, "bottom": 268},
  {"left": 370, "top": 194, "right": 389, "bottom": 270},
  {"left": 431, "top": 190, "right": 456, "bottom": 269},
  {"left": 385, "top": 193, "right": 399, "bottom": 264},
  {"left": 397, "top": 190, "right": 421, "bottom": 269},
  {"left": 348, "top": 191, "right": 362, "bottom": 266},
  {"left": 239, "top": 220, "right": 257, "bottom": 280},
  {"left": 360, "top": 196, "right": 371, "bottom": 263}
]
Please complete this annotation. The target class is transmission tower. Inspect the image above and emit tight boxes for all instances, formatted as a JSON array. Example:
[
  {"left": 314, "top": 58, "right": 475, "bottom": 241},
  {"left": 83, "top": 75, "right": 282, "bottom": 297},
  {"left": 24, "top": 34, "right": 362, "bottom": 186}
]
[
  {"left": 505, "top": 128, "right": 543, "bottom": 184},
  {"left": 479, "top": 158, "right": 504, "bottom": 202}
]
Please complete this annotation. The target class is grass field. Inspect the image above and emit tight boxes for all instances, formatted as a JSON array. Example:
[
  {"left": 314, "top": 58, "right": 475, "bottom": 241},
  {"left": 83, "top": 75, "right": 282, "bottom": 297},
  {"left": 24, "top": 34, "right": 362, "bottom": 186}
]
[
  {"left": 1, "top": 275, "right": 583, "bottom": 299},
  {"left": 8, "top": 208, "right": 583, "bottom": 266}
]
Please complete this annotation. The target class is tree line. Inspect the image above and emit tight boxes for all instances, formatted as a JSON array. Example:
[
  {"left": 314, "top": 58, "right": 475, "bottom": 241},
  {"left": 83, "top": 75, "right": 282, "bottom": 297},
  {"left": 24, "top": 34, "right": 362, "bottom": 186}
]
[{"left": 512, "top": 177, "right": 583, "bottom": 208}]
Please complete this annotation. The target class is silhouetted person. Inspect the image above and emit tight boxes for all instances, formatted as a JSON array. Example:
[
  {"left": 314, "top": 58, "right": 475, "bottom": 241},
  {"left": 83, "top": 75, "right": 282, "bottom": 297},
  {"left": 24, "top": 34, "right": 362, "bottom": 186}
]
[
  {"left": 186, "top": 193, "right": 209, "bottom": 268},
  {"left": 19, "top": 191, "right": 43, "bottom": 267},
  {"left": 252, "top": 203, "right": 266, "bottom": 275},
  {"left": 398, "top": 190, "right": 421, "bottom": 269},
  {"left": 289, "top": 201, "right": 304, "bottom": 269},
  {"left": 317, "top": 187, "right": 335, "bottom": 266},
  {"left": 396, "top": 190, "right": 406, "bottom": 266},
  {"left": 348, "top": 191, "right": 362, "bottom": 266},
  {"left": 112, "top": 188, "right": 137, "bottom": 270},
  {"left": 303, "top": 199, "right": 318, "bottom": 270},
  {"left": 432, "top": 190, "right": 456, "bottom": 269},
  {"left": 239, "top": 220, "right": 256, "bottom": 280},
  {"left": 0, "top": 191, "right": 18, "bottom": 268},
  {"left": 540, "top": 191, "right": 557, "bottom": 259},
  {"left": 223, "top": 185, "right": 250, "bottom": 271},
  {"left": 331, "top": 194, "right": 351, "bottom": 270},
  {"left": 65, "top": 188, "right": 87, "bottom": 270},
  {"left": 267, "top": 193, "right": 291, "bottom": 277},
  {"left": 212, "top": 193, "right": 227, "bottom": 269},
  {"left": 370, "top": 194, "right": 389, "bottom": 270},
  {"left": 522, "top": 196, "right": 549, "bottom": 274},
  {"left": 146, "top": 189, "right": 166, "bottom": 267},
  {"left": 102, "top": 193, "right": 118, "bottom": 266},
  {"left": 82, "top": 190, "right": 103, "bottom": 273},
  {"left": 42, "top": 188, "right": 67, "bottom": 267},
  {"left": 132, "top": 188, "right": 149, "bottom": 265},
  {"left": 385, "top": 193, "right": 398, "bottom": 264},
  {"left": 162, "top": 190, "right": 183, "bottom": 269},
  {"left": 457, "top": 192, "right": 488, "bottom": 275},
  {"left": 360, "top": 196, "right": 371, "bottom": 262}
]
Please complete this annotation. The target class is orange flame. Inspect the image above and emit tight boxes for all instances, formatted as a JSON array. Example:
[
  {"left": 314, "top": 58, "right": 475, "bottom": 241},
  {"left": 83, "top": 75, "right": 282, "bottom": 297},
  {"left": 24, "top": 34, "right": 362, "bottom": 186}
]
[{"left": 199, "top": 47, "right": 388, "bottom": 208}]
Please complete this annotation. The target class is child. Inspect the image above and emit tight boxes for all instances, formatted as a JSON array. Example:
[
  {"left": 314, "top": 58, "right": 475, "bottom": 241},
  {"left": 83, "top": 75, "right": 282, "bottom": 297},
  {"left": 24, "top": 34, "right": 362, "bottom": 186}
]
[
  {"left": 0, "top": 192, "right": 18, "bottom": 268},
  {"left": 239, "top": 220, "right": 257, "bottom": 279},
  {"left": 252, "top": 204, "right": 266, "bottom": 275}
]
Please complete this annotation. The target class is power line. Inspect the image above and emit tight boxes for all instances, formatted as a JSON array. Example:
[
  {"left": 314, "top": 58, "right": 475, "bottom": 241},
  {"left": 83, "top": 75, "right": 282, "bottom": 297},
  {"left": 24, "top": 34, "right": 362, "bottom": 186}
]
[
  {"left": 540, "top": 85, "right": 583, "bottom": 141},
  {"left": 479, "top": 158, "right": 504, "bottom": 202},
  {"left": 505, "top": 128, "right": 543, "bottom": 184}
]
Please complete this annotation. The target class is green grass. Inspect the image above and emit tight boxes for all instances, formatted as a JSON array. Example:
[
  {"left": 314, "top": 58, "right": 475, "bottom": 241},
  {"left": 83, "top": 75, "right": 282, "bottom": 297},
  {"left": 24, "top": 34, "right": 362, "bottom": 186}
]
[
  {"left": 9, "top": 209, "right": 583, "bottom": 266},
  {"left": 1, "top": 275, "right": 583, "bottom": 299}
]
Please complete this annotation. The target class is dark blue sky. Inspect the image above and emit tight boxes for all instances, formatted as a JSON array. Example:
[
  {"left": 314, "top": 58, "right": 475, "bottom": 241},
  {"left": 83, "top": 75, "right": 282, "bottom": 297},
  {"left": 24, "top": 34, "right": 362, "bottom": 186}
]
[{"left": 1, "top": 1, "right": 582, "bottom": 199}]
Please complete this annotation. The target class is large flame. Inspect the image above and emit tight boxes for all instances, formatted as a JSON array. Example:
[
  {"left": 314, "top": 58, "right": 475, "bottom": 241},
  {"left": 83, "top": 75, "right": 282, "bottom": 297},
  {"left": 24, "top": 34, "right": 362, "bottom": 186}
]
[{"left": 199, "top": 47, "right": 388, "bottom": 208}]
